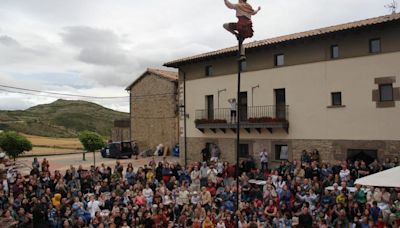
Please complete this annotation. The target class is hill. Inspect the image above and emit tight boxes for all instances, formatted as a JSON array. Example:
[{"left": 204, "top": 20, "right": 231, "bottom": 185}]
[{"left": 0, "top": 99, "right": 129, "bottom": 137}]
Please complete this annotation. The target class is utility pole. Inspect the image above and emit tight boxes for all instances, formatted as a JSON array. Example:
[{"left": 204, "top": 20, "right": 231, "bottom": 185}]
[{"left": 236, "top": 36, "right": 246, "bottom": 227}]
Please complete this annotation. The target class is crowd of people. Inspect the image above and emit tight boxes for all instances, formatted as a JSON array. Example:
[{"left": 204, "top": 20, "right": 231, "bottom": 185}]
[{"left": 0, "top": 150, "right": 399, "bottom": 228}]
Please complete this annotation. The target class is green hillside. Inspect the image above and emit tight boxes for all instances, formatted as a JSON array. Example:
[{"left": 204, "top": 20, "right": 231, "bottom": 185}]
[{"left": 0, "top": 99, "right": 129, "bottom": 137}]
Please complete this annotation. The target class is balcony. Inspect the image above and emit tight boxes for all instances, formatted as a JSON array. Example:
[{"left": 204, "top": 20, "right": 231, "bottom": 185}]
[{"left": 195, "top": 105, "right": 289, "bottom": 134}]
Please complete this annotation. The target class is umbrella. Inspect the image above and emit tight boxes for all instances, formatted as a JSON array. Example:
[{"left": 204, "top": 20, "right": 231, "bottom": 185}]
[{"left": 354, "top": 166, "right": 400, "bottom": 188}]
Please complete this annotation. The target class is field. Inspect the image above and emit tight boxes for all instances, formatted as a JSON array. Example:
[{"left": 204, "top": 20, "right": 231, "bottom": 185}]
[{"left": 23, "top": 134, "right": 84, "bottom": 156}]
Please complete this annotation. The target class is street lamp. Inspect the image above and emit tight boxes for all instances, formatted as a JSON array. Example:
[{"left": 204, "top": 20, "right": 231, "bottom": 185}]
[
  {"left": 217, "top": 88, "right": 227, "bottom": 108},
  {"left": 251, "top": 85, "right": 259, "bottom": 107},
  {"left": 236, "top": 37, "right": 246, "bottom": 217}
]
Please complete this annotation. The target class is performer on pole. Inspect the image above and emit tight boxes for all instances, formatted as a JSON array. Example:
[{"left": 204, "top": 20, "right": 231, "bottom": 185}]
[{"left": 223, "top": 0, "right": 261, "bottom": 40}]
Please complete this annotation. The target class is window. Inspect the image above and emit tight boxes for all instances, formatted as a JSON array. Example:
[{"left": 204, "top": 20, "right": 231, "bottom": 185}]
[
  {"left": 379, "top": 84, "right": 393, "bottom": 101},
  {"left": 369, "top": 38, "right": 381, "bottom": 53},
  {"left": 330, "top": 45, "right": 339, "bottom": 59},
  {"left": 275, "top": 144, "right": 288, "bottom": 160},
  {"left": 205, "top": 65, "right": 213, "bottom": 76},
  {"left": 331, "top": 92, "right": 342, "bottom": 106},
  {"left": 239, "top": 144, "right": 249, "bottom": 158},
  {"left": 275, "top": 54, "right": 284, "bottom": 66}
]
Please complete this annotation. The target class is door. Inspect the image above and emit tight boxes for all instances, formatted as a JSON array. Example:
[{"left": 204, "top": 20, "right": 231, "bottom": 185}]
[
  {"left": 206, "top": 95, "right": 214, "bottom": 120},
  {"left": 239, "top": 92, "right": 248, "bottom": 121},
  {"left": 347, "top": 149, "right": 378, "bottom": 165},
  {"left": 275, "top": 89, "right": 286, "bottom": 120}
]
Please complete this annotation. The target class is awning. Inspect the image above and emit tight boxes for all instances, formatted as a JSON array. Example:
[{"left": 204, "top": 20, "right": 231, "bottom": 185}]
[{"left": 354, "top": 166, "right": 400, "bottom": 188}]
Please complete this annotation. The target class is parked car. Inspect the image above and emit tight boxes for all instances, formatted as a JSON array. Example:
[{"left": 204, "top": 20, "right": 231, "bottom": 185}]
[{"left": 100, "top": 141, "right": 138, "bottom": 159}]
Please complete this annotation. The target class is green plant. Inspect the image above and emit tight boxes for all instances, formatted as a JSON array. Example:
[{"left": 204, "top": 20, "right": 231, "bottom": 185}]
[
  {"left": 78, "top": 131, "right": 105, "bottom": 152},
  {"left": 0, "top": 131, "right": 32, "bottom": 161},
  {"left": 78, "top": 131, "right": 106, "bottom": 167}
]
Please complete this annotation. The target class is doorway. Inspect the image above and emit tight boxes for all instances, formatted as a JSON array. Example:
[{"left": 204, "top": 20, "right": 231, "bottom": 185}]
[
  {"left": 347, "top": 149, "right": 378, "bottom": 165},
  {"left": 206, "top": 95, "right": 214, "bottom": 119},
  {"left": 275, "top": 89, "right": 286, "bottom": 120},
  {"left": 239, "top": 92, "right": 248, "bottom": 121}
]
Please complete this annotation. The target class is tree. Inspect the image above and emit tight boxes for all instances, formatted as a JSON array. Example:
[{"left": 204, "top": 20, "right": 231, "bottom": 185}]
[
  {"left": 78, "top": 131, "right": 105, "bottom": 167},
  {"left": 0, "top": 131, "right": 32, "bottom": 162}
]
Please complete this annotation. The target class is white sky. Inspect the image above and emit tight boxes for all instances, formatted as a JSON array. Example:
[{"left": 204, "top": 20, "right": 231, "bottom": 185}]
[{"left": 0, "top": 0, "right": 394, "bottom": 112}]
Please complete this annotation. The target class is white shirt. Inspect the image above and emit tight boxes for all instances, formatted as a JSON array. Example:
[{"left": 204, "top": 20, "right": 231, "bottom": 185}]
[
  {"left": 142, "top": 188, "right": 153, "bottom": 198},
  {"left": 229, "top": 101, "right": 237, "bottom": 110},
  {"left": 339, "top": 169, "right": 350, "bottom": 181},
  {"left": 260, "top": 151, "right": 268, "bottom": 162},
  {"left": 87, "top": 200, "right": 102, "bottom": 217}
]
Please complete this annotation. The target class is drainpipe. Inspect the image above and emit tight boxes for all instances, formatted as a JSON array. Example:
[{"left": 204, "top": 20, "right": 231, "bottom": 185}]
[
  {"left": 179, "top": 68, "right": 188, "bottom": 168},
  {"left": 127, "top": 90, "right": 132, "bottom": 141}
]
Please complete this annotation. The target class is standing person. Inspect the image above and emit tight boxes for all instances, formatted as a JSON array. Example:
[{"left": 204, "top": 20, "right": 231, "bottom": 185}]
[
  {"left": 87, "top": 195, "right": 102, "bottom": 218},
  {"left": 201, "top": 144, "right": 210, "bottom": 162},
  {"left": 32, "top": 157, "right": 40, "bottom": 170},
  {"left": 41, "top": 158, "right": 50, "bottom": 171},
  {"left": 210, "top": 144, "right": 221, "bottom": 162},
  {"left": 223, "top": 0, "right": 261, "bottom": 39},
  {"left": 298, "top": 207, "right": 313, "bottom": 228},
  {"left": 259, "top": 149, "right": 269, "bottom": 172},
  {"left": 200, "top": 162, "right": 209, "bottom": 187},
  {"left": 33, "top": 197, "right": 49, "bottom": 228},
  {"left": 227, "top": 98, "right": 237, "bottom": 123}
]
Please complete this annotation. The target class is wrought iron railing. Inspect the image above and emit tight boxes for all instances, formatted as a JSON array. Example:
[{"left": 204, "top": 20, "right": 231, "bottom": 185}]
[{"left": 195, "top": 105, "right": 289, "bottom": 124}]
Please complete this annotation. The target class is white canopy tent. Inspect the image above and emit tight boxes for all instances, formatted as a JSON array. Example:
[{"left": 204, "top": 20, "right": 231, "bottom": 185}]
[{"left": 354, "top": 166, "right": 400, "bottom": 188}]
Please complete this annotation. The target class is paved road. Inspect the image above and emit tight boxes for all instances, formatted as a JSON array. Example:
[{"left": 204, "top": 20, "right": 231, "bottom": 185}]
[{"left": 17, "top": 153, "right": 179, "bottom": 172}]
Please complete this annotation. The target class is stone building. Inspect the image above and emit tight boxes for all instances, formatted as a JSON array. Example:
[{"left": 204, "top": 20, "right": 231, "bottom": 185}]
[
  {"left": 126, "top": 68, "right": 179, "bottom": 153},
  {"left": 111, "top": 119, "right": 130, "bottom": 142},
  {"left": 165, "top": 13, "right": 400, "bottom": 166}
]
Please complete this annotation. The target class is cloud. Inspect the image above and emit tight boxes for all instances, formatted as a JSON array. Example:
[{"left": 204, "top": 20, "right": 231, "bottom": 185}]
[
  {"left": 78, "top": 47, "right": 128, "bottom": 66},
  {"left": 0, "top": 0, "right": 392, "bottom": 112},
  {"left": 62, "top": 26, "right": 120, "bottom": 49},
  {"left": 0, "top": 35, "right": 20, "bottom": 47}
]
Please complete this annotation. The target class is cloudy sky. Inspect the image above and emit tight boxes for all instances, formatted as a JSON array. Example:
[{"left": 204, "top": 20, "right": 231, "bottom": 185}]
[{"left": 0, "top": 0, "right": 394, "bottom": 112}]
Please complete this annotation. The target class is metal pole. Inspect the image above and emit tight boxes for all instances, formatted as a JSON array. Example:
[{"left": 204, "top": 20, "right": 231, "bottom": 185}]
[
  {"left": 93, "top": 150, "right": 96, "bottom": 168},
  {"left": 236, "top": 37, "right": 243, "bottom": 227}
]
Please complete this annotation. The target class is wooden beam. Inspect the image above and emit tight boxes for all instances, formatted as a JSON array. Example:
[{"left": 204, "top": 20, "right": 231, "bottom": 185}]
[
  {"left": 267, "top": 128, "right": 273, "bottom": 134},
  {"left": 244, "top": 128, "right": 251, "bottom": 133},
  {"left": 210, "top": 128, "right": 217, "bottom": 133},
  {"left": 198, "top": 129, "right": 205, "bottom": 133},
  {"left": 255, "top": 128, "right": 262, "bottom": 134},
  {"left": 220, "top": 128, "right": 226, "bottom": 133}
]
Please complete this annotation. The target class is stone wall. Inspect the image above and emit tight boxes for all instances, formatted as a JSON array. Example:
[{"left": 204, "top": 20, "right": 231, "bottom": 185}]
[
  {"left": 111, "top": 127, "right": 130, "bottom": 142},
  {"left": 130, "top": 73, "right": 179, "bottom": 152},
  {"left": 182, "top": 137, "right": 400, "bottom": 166}
]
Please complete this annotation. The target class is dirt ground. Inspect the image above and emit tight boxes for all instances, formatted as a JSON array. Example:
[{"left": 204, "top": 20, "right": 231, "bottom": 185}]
[
  {"left": 23, "top": 134, "right": 82, "bottom": 149},
  {"left": 22, "top": 134, "right": 84, "bottom": 156}
]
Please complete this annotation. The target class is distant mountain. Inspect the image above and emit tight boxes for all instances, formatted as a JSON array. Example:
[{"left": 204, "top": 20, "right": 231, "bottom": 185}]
[{"left": 0, "top": 99, "right": 129, "bottom": 137}]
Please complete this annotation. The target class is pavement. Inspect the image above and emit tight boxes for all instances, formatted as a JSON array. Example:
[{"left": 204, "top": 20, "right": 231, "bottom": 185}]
[{"left": 17, "top": 152, "right": 179, "bottom": 172}]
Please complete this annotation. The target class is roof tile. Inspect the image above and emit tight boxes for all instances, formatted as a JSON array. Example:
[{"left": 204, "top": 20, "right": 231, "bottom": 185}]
[{"left": 164, "top": 13, "right": 400, "bottom": 67}]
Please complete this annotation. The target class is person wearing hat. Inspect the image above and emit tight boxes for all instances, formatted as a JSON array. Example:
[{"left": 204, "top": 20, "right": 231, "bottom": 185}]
[{"left": 191, "top": 191, "right": 200, "bottom": 206}]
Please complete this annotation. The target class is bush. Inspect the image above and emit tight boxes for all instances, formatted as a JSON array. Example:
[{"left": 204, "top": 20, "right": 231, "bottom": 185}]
[{"left": 0, "top": 131, "right": 32, "bottom": 161}]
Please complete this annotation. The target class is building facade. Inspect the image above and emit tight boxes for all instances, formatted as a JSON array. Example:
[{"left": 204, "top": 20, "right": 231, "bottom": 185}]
[
  {"left": 111, "top": 119, "right": 130, "bottom": 142},
  {"left": 126, "top": 68, "right": 179, "bottom": 152},
  {"left": 165, "top": 13, "right": 400, "bottom": 166}
]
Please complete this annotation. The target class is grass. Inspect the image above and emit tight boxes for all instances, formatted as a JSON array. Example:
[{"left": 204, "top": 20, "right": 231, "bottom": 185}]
[
  {"left": 22, "top": 134, "right": 84, "bottom": 156},
  {"left": 23, "top": 134, "right": 82, "bottom": 149},
  {"left": 0, "top": 99, "right": 129, "bottom": 138}
]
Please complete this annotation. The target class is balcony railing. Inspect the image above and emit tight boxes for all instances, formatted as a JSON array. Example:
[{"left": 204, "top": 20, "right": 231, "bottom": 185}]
[{"left": 194, "top": 105, "right": 289, "bottom": 133}]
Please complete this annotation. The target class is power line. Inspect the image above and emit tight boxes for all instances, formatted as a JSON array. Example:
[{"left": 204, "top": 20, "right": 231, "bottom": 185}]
[
  {"left": 0, "top": 84, "right": 129, "bottom": 99},
  {"left": 0, "top": 88, "right": 129, "bottom": 102},
  {"left": 130, "top": 92, "right": 177, "bottom": 98}
]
